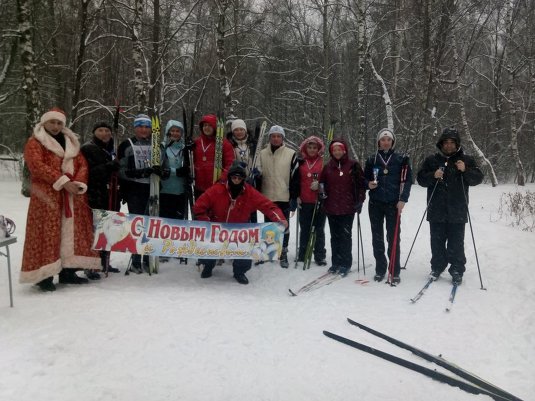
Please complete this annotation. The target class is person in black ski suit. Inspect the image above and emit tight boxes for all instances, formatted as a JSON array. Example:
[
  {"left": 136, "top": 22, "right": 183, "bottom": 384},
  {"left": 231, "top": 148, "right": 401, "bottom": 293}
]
[
  {"left": 118, "top": 114, "right": 169, "bottom": 273},
  {"left": 81, "top": 121, "right": 121, "bottom": 277},
  {"left": 417, "top": 127, "right": 484, "bottom": 285},
  {"left": 364, "top": 128, "right": 412, "bottom": 284}
]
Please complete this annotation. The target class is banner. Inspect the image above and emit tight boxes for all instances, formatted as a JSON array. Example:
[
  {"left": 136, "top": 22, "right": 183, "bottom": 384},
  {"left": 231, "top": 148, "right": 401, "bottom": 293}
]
[{"left": 92, "top": 209, "right": 285, "bottom": 261}]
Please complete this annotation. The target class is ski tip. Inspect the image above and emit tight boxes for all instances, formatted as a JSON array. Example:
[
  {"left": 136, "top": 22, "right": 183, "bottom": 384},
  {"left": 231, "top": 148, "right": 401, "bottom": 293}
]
[
  {"left": 409, "top": 298, "right": 416, "bottom": 303},
  {"left": 288, "top": 289, "right": 297, "bottom": 297}
]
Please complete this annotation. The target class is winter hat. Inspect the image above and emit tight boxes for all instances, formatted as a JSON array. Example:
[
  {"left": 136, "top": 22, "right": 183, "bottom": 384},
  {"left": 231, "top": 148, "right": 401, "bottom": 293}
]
[
  {"left": 299, "top": 135, "right": 325, "bottom": 158},
  {"left": 231, "top": 119, "right": 247, "bottom": 132},
  {"left": 376, "top": 128, "right": 396, "bottom": 148},
  {"left": 40, "top": 107, "right": 67, "bottom": 124},
  {"left": 134, "top": 114, "right": 151, "bottom": 128},
  {"left": 268, "top": 125, "right": 285, "bottom": 138},
  {"left": 92, "top": 121, "right": 112, "bottom": 133},
  {"left": 228, "top": 160, "right": 247, "bottom": 179},
  {"left": 329, "top": 141, "right": 347, "bottom": 154},
  {"left": 199, "top": 114, "right": 217, "bottom": 131},
  {"left": 165, "top": 120, "right": 184, "bottom": 136},
  {"left": 436, "top": 127, "right": 461, "bottom": 150}
]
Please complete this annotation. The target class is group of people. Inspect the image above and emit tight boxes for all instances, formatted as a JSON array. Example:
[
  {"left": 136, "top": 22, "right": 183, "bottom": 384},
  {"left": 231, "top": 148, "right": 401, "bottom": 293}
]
[{"left": 19, "top": 107, "right": 484, "bottom": 292}]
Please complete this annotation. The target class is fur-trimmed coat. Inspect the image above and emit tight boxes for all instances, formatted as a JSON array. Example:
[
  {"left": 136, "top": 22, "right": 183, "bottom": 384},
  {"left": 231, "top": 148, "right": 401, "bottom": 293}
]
[{"left": 20, "top": 125, "right": 100, "bottom": 284}]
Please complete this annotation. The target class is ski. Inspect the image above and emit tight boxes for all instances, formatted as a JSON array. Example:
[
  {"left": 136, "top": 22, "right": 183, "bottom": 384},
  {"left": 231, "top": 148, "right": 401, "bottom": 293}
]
[
  {"left": 410, "top": 276, "right": 434, "bottom": 303},
  {"left": 445, "top": 283, "right": 458, "bottom": 312},
  {"left": 213, "top": 115, "right": 224, "bottom": 183},
  {"left": 346, "top": 319, "right": 522, "bottom": 401},
  {"left": 323, "top": 330, "right": 514, "bottom": 401},
  {"left": 289, "top": 270, "right": 353, "bottom": 296},
  {"left": 148, "top": 115, "right": 161, "bottom": 275}
]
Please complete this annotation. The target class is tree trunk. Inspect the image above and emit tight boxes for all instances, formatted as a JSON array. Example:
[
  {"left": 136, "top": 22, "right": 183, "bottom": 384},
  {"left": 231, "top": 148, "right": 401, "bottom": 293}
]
[
  {"left": 148, "top": 0, "right": 160, "bottom": 116},
  {"left": 16, "top": 0, "right": 42, "bottom": 134},
  {"left": 70, "top": 0, "right": 90, "bottom": 127},
  {"left": 216, "top": 0, "right": 234, "bottom": 119},
  {"left": 451, "top": 33, "right": 498, "bottom": 186},
  {"left": 133, "top": 0, "right": 147, "bottom": 114}
]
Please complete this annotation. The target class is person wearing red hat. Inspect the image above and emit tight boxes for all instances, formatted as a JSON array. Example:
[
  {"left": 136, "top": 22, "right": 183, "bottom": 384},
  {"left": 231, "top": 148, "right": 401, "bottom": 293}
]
[
  {"left": 192, "top": 114, "right": 235, "bottom": 199},
  {"left": 319, "top": 139, "right": 366, "bottom": 277},
  {"left": 20, "top": 108, "right": 100, "bottom": 291}
]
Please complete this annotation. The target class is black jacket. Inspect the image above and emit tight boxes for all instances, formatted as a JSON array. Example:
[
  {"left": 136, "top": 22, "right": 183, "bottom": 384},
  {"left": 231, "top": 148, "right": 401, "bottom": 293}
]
[
  {"left": 81, "top": 137, "right": 117, "bottom": 209},
  {"left": 417, "top": 147, "right": 483, "bottom": 223},
  {"left": 364, "top": 150, "right": 412, "bottom": 204}
]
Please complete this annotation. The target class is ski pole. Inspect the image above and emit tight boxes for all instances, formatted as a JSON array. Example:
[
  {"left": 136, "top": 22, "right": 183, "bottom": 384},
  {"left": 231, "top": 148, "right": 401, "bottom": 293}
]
[
  {"left": 357, "top": 214, "right": 366, "bottom": 275},
  {"left": 387, "top": 209, "right": 401, "bottom": 285},
  {"left": 461, "top": 176, "right": 486, "bottom": 290},
  {"left": 294, "top": 207, "right": 300, "bottom": 268},
  {"left": 401, "top": 178, "right": 439, "bottom": 270}
]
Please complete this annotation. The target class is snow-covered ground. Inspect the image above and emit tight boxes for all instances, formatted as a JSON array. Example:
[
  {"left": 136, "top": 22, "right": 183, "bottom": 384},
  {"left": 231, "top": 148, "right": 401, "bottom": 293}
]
[{"left": 1, "top": 178, "right": 534, "bottom": 401}]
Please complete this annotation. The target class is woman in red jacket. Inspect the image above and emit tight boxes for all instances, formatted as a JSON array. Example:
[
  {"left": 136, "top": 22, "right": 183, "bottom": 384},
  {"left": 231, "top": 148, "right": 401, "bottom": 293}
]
[
  {"left": 192, "top": 114, "right": 235, "bottom": 199},
  {"left": 320, "top": 139, "right": 366, "bottom": 277},
  {"left": 193, "top": 161, "right": 288, "bottom": 284}
]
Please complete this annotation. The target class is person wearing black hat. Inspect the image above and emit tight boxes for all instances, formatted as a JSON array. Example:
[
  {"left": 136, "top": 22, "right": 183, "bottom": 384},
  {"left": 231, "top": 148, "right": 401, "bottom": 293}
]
[
  {"left": 81, "top": 121, "right": 121, "bottom": 277},
  {"left": 193, "top": 161, "right": 288, "bottom": 284},
  {"left": 417, "top": 127, "right": 484, "bottom": 285}
]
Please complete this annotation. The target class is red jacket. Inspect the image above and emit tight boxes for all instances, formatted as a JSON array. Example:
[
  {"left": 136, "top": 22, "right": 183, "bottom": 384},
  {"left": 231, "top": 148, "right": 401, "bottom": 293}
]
[
  {"left": 194, "top": 182, "right": 286, "bottom": 224},
  {"left": 193, "top": 133, "right": 235, "bottom": 193}
]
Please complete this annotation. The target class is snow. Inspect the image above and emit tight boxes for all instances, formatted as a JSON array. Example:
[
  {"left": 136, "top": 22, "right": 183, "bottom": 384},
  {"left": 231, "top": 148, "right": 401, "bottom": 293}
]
[{"left": 1, "top": 179, "right": 534, "bottom": 401}]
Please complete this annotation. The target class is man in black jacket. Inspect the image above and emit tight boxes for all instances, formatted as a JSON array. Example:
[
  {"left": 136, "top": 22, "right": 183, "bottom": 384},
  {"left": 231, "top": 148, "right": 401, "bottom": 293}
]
[
  {"left": 417, "top": 127, "right": 484, "bottom": 285},
  {"left": 81, "top": 121, "right": 121, "bottom": 277}
]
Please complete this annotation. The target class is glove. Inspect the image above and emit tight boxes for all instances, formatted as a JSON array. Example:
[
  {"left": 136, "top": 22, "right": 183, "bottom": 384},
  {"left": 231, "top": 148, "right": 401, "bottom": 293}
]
[
  {"left": 251, "top": 167, "right": 261, "bottom": 178},
  {"left": 310, "top": 179, "right": 319, "bottom": 191},
  {"left": 176, "top": 166, "right": 189, "bottom": 177},
  {"left": 125, "top": 167, "right": 152, "bottom": 178},
  {"left": 105, "top": 160, "right": 120, "bottom": 172},
  {"left": 289, "top": 198, "right": 298, "bottom": 212},
  {"left": 152, "top": 165, "right": 163, "bottom": 177},
  {"left": 161, "top": 168, "right": 171, "bottom": 179},
  {"left": 355, "top": 202, "right": 363, "bottom": 214}
]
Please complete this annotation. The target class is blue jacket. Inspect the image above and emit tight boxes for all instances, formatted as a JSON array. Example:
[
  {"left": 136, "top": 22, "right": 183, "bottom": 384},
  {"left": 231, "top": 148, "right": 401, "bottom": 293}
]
[
  {"left": 160, "top": 120, "right": 186, "bottom": 195},
  {"left": 364, "top": 150, "right": 412, "bottom": 204}
]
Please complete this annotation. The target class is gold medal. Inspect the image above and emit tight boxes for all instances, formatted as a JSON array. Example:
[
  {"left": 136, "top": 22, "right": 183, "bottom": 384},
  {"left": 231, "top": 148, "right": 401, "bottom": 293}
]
[
  {"left": 383, "top": 169, "right": 388, "bottom": 174},
  {"left": 339, "top": 171, "right": 344, "bottom": 176},
  {"left": 307, "top": 173, "right": 312, "bottom": 178},
  {"left": 202, "top": 156, "right": 207, "bottom": 161}
]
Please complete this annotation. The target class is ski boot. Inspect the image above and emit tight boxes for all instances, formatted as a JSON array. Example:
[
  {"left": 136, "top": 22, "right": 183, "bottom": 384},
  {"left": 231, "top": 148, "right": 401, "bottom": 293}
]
[{"left": 279, "top": 248, "right": 289, "bottom": 268}]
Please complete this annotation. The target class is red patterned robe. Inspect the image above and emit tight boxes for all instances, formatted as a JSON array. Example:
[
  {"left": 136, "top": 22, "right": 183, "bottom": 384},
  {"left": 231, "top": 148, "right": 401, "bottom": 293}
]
[{"left": 20, "top": 126, "right": 100, "bottom": 284}]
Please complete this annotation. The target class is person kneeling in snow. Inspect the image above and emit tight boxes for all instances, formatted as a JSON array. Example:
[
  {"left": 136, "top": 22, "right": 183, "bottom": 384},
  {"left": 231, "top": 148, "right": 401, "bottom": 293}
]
[{"left": 193, "top": 161, "right": 288, "bottom": 284}]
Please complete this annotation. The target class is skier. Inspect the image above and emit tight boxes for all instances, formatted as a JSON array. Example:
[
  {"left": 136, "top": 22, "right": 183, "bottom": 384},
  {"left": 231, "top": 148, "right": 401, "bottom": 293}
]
[
  {"left": 296, "top": 135, "right": 327, "bottom": 266},
  {"left": 159, "top": 119, "right": 189, "bottom": 221},
  {"left": 192, "top": 114, "right": 235, "bottom": 199},
  {"left": 320, "top": 139, "right": 366, "bottom": 277},
  {"left": 364, "top": 128, "right": 412, "bottom": 284},
  {"left": 81, "top": 121, "right": 122, "bottom": 278},
  {"left": 256, "top": 125, "right": 299, "bottom": 268},
  {"left": 118, "top": 114, "right": 168, "bottom": 273},
  {"left": 193, "top": 161, "right": 288, "bottom": 284},
  {"left": 20, "top": 108, "right": 100, "bottom": 291},
  {"left": 417, "top": 127, "right": 484, "bottom": 285}
]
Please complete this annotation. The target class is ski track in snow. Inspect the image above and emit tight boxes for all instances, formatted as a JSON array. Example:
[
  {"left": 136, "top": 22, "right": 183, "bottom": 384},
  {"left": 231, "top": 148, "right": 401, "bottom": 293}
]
[{"left": 0, "top": 179, "right": 534, "bottom": 401}]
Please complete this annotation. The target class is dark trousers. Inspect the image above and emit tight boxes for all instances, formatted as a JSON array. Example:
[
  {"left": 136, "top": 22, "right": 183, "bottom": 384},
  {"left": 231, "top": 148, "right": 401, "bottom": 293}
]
[
  {"left": 327, "top": 214, "right": 355, "bottom": 269},
  {"left": 298, "top": 202, "right": 326, "bottom": 261},
  {"left": 125, "top": 185, "right": 150, "bottom": 267},
  {"left": 160, "top": 193, "right": 187, "bottom": 220},
  {"left": 369, "top": 200, "right": 401, "bottom": 276},
  {"left": 430, "top": 222, "right": 466, "bottom": 275},
  {"left": 265, "top": 201, "right": 290, "bottom": 249},
  {"left": 199, "top": 258, "right": 252, "bottom": 275}
]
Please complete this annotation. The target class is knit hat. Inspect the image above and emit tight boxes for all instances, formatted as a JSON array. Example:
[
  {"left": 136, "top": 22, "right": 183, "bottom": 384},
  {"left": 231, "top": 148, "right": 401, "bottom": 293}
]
[
  {"left": 228, "top": 160, "right": 247, "bottom": 179},
  {"left": 134, "top": 114, "right": 151, "bottom": 128},
  {"left": 376, "top": 128, "right": 395, "bottom": 148},
  {"left": 231, "top": 119, "right": 247, "bottom": 132},
  {"left": 40, "top": 108, "right": 67, "bottom": 124},
  {"left": 92, "top": 121, "right": 112, "bottom": 133},
  {"left": 199, "top": 114, "right": 217, "bottom": 131},
  {"left": 268, "top": 125, "right": 285, "bottom": 138}
]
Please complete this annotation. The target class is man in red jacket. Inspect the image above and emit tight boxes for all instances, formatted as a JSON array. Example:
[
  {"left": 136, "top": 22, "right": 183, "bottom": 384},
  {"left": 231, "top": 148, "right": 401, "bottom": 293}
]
[
  {"left": 193, "top": 161, "right": 288, "bottom": 284},
  {"left": 192, "top": 114, "right": 235, "bottom": 199}
]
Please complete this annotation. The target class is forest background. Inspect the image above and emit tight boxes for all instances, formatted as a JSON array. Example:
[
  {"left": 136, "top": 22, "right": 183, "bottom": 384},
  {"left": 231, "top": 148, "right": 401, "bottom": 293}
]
[{"left": 0, "top": 0, "right": 533, "bottom": 185}]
